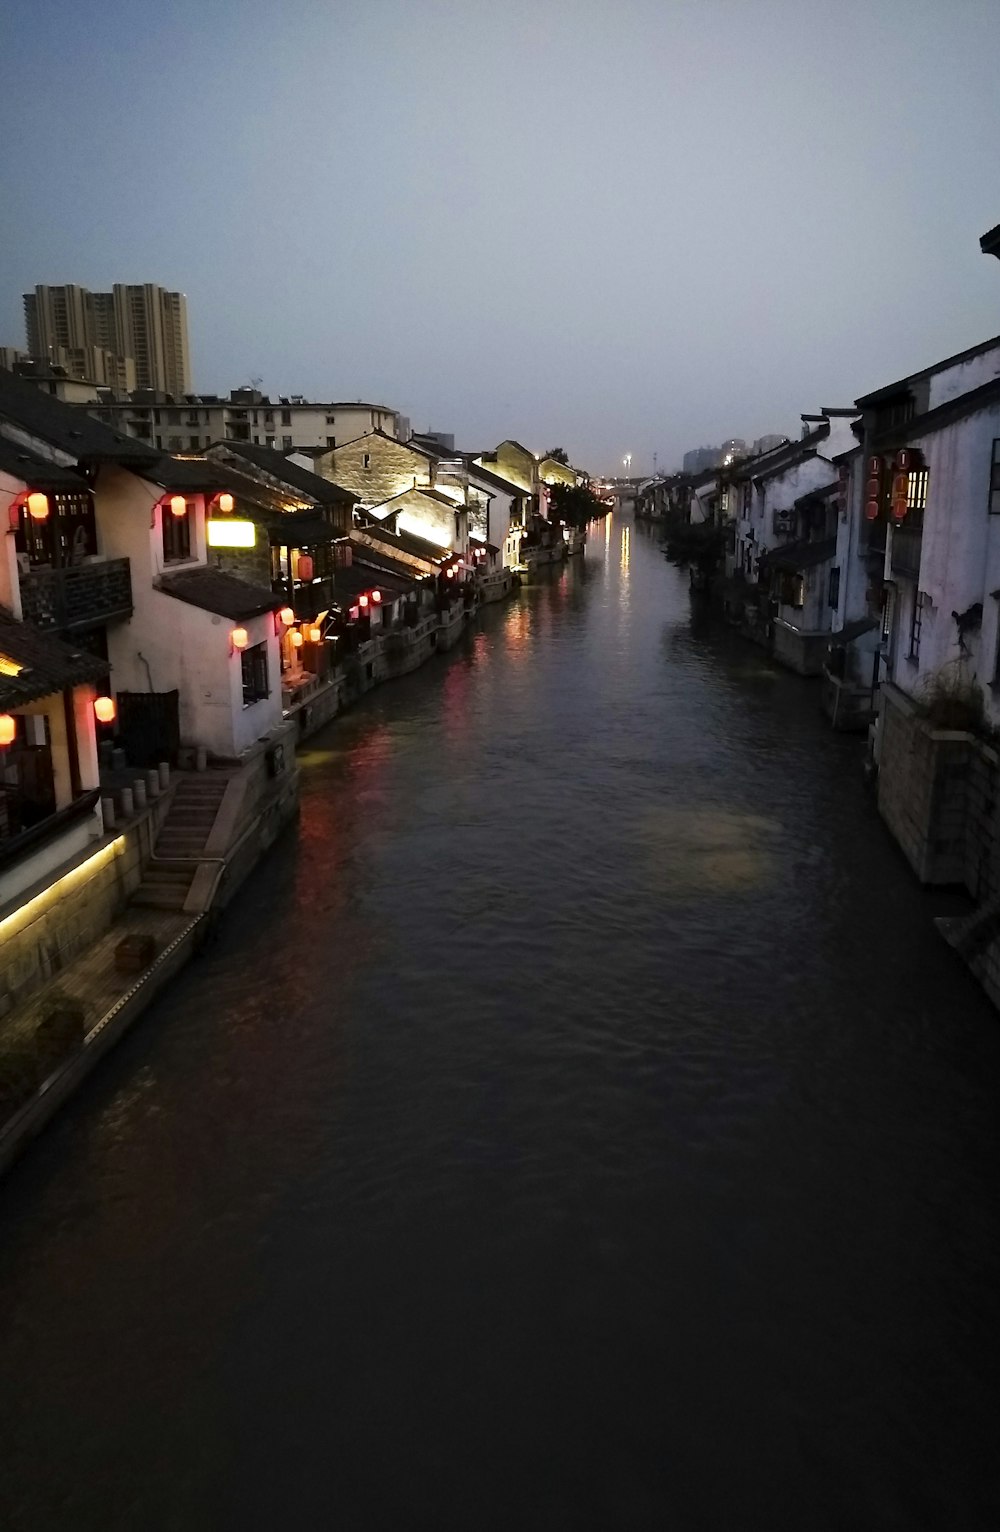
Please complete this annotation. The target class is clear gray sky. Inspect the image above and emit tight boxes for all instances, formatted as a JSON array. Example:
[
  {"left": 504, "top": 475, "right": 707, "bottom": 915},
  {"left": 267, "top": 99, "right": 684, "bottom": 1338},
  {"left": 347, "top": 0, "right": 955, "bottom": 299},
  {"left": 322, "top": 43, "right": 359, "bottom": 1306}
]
[{"left": 2, "top": 0, "right": 998, "bottom": 474}]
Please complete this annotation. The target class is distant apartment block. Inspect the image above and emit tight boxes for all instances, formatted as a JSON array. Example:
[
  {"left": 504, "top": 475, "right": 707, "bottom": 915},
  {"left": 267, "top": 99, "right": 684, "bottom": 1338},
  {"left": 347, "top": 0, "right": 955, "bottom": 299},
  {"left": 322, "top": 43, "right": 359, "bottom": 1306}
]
[
  {"left": 23, "top": 282, "right": 191, "bottom": 395},
  {"left": 87, "top": 388, "right": 402, "bottom": 454}
]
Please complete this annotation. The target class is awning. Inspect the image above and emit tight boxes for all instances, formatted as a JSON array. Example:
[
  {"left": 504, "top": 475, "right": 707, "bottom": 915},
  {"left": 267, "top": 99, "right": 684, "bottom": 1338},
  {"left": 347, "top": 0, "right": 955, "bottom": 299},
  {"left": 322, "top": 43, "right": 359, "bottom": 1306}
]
[
  {"left": 766, "top": 536, "right": 837, "bottom": 572},
  {"left": 829, "top": 616, "right": 878, "bottom": 645}
]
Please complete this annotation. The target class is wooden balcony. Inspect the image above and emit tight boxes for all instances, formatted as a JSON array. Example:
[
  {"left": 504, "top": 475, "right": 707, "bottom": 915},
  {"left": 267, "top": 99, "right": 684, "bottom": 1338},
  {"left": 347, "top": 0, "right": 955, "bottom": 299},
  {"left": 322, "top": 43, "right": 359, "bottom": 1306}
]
[{"left": 19, "top": 558, "right": 133, "bottom": 633}]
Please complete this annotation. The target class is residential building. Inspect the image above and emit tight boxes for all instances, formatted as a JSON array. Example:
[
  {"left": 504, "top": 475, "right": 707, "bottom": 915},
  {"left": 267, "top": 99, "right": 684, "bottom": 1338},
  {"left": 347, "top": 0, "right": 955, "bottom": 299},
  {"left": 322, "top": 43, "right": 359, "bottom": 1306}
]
[
  {"left": 1, "top": 345, "right": 134, "bottom": 395},
  {"left": 841, "top": 333, "right": 1000, "bottom": 730},
  {"left": 24, "top": 283, "right": 189, "bottom": 395},
  {"left": 725, "top": 409, "right": 859, "bottom": 672},
  {"left": 88, "top": 390, "right": 401, "bottom": 453}
]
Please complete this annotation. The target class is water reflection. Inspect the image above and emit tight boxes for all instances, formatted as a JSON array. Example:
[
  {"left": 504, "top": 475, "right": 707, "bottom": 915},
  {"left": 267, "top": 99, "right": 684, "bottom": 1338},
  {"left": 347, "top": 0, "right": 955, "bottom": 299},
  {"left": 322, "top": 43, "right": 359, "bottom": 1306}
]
[{"left": 0, "top": 513, "right": 998, "bottom": 1532}]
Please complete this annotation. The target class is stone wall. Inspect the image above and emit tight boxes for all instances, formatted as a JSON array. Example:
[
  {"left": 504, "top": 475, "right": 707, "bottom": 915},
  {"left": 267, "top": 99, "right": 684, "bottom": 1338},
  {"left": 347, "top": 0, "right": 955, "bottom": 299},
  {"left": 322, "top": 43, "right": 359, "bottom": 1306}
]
[
  {"left": 877, "top": 684, "right": 972, "bottom": 884},
  {"left": 0, "top": 796, "right": 168, "bottom": 1018}
]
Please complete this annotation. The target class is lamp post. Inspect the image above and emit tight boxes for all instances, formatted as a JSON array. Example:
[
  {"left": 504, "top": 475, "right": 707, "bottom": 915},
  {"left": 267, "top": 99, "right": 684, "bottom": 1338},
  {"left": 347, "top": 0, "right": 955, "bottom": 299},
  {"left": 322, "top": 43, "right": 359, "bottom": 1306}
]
[{"left": 623, "top": 454, "right": 632, "bottom": 479}]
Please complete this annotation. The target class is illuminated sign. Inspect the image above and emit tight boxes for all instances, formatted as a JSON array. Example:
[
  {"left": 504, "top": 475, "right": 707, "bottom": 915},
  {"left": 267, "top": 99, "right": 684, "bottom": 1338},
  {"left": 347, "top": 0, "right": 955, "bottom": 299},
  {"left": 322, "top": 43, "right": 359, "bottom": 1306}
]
[{"left": 207, "top": 518, "right": 256, "bottom": 549}]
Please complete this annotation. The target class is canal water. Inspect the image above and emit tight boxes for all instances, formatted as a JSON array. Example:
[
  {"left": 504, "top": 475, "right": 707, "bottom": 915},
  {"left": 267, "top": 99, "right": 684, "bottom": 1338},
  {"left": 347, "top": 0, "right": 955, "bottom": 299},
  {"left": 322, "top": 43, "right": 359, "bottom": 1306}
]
[{"left": 1, "top": 513, "right": 999, "bottom": 1531}]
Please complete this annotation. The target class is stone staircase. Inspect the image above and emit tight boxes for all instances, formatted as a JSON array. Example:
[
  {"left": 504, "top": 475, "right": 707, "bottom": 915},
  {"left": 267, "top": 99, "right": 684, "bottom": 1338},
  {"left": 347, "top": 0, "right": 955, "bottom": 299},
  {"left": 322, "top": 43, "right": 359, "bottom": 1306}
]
[{"left": 131, "top": 773, "right": 232, "bottom": 911}]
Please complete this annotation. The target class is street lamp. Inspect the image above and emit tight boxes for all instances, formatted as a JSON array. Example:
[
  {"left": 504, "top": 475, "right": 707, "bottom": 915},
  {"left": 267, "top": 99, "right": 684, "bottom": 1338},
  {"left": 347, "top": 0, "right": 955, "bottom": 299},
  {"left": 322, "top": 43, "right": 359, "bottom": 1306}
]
[{"left": 623, "top": 454, "right": 632, "bottom": 477}]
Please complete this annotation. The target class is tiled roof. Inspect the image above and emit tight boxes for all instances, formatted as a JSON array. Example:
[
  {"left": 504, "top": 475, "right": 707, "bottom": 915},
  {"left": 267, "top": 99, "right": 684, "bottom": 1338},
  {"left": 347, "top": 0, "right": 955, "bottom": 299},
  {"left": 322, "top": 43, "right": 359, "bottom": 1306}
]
[
  {"left": 212, "top": 442, "right": 357, "bottom": 506},
  {"left": 765, "top": 536, "right": 837, "bottom": 572},
  {"left": 354, "top": 520, "right": 452, "bottom": 564},
  {"left": 0, "top": 438, "right": 90, "bottom": 493},
  {"left": 371, "top": 485, "right": 462, "bottom": 513},
  {"left": 351, "top": 544, "right": 435, "bottom": 583},
  {"left": 334, "top": 565, "right": 416, "bottom": 600},
  {"left": 0, "top": 367, "right": 159, "bottom": 466},
  {"left": 0, "top": 610, "right": 109, "bottom": 709},
  {"left": 263, "top": 510, "right": 340, "bottom": 545},
  {"left": 158, "top": 567, "right": 282, "bottom": 620}
]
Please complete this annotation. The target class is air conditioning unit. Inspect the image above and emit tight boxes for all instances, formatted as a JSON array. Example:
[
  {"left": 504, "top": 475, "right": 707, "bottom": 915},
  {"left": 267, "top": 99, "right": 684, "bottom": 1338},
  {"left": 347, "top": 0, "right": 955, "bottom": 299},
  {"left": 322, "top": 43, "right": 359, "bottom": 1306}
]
[{"left": 773, "top": 509, "right": 796, "bottom": 535}]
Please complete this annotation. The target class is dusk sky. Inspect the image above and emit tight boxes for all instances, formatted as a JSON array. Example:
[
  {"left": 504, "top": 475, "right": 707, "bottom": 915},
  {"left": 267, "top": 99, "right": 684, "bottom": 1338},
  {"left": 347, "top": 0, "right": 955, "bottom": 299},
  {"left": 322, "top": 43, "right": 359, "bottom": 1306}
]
[{"left": 2, "top": 0, "right": 999, "bottom": 474}]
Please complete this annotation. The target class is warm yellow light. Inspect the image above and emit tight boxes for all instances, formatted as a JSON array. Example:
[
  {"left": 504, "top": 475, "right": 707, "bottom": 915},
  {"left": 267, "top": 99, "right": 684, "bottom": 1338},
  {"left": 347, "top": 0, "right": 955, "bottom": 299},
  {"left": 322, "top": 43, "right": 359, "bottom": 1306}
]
[
  {"left": 290, "top": 629, "right": 304, "bottom": 648},
  {"left": 231, "top": 627, "right": 249, "bottom": 650},
  {"left": 278, "top": 606, "right": 295, "bottom": 626},
  {"left": 217, "top": 492, "right": 235, "bottom": 513},
  {"left": 169, "top": 495, "right": 187, "bottom": 518},
  {"left": 0, "top": 714, "right": 15, "bottom": 746},
  {"left": 93, "top": 696, "right": 117, "bottom": 724},
  {"left": 27, "top": 491, "right": 49, "bottom": 521},
  {"left": 207, "top": 518, "right": 256, "bottom": 549},
  {"left": 0, "top": 655, "right": 23, "bottom": 677},
  {"left": 307, "top": 625, "right": 322, "bottom": 643},
  {"left": 0, "top": 836, "right": 125, "bottom": 942}
]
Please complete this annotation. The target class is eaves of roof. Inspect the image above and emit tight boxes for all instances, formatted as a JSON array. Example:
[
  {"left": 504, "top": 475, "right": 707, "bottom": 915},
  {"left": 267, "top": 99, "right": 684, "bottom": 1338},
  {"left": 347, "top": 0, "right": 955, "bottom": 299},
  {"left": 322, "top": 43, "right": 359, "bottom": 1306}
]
[
  {"left": 856, "top": 333, "right": 1000, "bottom": 407},
  {"left": 0, "top": 610, "right": 109, "bottom": 708},
  {"left": 870, "top": 374, "right": 1000, "bottom": 450}
]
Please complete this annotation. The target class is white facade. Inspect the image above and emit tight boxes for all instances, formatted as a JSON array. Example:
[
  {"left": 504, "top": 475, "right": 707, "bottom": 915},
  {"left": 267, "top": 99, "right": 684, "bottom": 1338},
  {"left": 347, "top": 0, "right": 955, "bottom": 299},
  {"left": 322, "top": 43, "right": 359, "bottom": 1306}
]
[
  {"left": 88, "top": 396, "right": 402, "bottom": 454},
  {"left": 95, "top": 465, "right": 284, "bottom": 759},
  {"left": 875, "top": 400, "right": 1000, "bottom": 724}
]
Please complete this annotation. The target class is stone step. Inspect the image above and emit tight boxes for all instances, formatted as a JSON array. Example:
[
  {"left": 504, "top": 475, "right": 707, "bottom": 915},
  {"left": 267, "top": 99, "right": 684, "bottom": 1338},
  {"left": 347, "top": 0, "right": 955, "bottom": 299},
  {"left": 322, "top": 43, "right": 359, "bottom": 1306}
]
[
  {"left": 131, "top": 885, "right": 189, "bottom": 910},
  {"left": 155, "top": 839, "right": 208, "bottom": 857},
  {"left": 141, "top": 867, "right": 193, "bottom": 885}
]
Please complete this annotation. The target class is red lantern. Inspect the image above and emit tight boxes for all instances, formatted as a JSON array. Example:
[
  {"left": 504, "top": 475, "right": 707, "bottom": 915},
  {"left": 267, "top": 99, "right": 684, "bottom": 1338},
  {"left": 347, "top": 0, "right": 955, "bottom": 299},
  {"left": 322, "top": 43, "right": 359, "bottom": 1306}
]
[
  {"left": 231, "top": 626, "right": 249, "bottom": 650},
  {"left": 169, "top": 495, "right": 187, "bottom": 518},
  {"left": 93, "top": 696, "right": 116, "bottom": 725},
  {"left": 349, "top": 605, "right": 360, "bottom": 622},
  {"left": 217, "top": 492, "right": 234, "bottom": 513},
  {"left": 891, "top": 497, "right": 908, "bottom": 523},
  {"left": 896, "top": 448, "right": 922, "bottom": 472},
  {"left": 27, "top": 491, "right": 49, "bottom": 521},
  {"left": 297, "top": 554, "right": 314, "bottom": 582},
  {"left": 867, "top": 455, "right": 882, "bottom": 476},
  {"left": 371, "top": 590, "right": 382, "bottom": 604},
  {"left": 0, "top": 714, "right": 15, "bottom": 747},
  {"left": 865, "top": 499, "right": 880, "bottom": 521},
  {"left": 359, "top": 594, "right": 369, "bottom": 609}
]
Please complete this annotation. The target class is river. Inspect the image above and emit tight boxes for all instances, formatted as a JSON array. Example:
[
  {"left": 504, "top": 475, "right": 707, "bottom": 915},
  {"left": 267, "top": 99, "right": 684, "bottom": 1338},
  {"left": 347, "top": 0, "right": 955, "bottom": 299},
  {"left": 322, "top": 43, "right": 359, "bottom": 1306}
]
[{"left": 1, "top": 511, "right": 999, "bottom": 1531}]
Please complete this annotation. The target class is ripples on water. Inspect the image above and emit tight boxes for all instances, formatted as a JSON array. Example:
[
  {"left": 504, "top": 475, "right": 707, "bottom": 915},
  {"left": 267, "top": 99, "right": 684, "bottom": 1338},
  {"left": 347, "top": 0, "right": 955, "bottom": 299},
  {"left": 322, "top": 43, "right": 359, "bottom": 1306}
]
[{"left": 1, "top": 514, "right": 999, "bottom": 1530}]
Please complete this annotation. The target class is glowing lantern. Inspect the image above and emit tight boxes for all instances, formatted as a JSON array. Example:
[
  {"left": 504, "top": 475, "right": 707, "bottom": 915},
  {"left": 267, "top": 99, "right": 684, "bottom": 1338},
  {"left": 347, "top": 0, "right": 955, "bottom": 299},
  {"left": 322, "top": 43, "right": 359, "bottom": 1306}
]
[
  {"left": 445, "top": 567, "right": 455, "bottom": 579},
  {"left": 26, "top": 491, "right": 49, "bottom": 521},
  {"left": 297, "top": 554, "right": 314, "bottom": 582},
  {"left": 349, "top": 605, "right": 360, "bottom": 622},
  {"left": 359, "top": 594, "right": 369, "bottom": 609},
  {"left": 0, "top": 714, "right": 15, "bottom": 747},
  {"left": 307, "top": 626, "right": 322, "bottom": 643},
  {"left": 371, "top": 590, "right": 382, "bottom": 604},
  {"left": 866, "top": 477, "right": 880, "bottom": 502},
  {"left": 169, "top": 495, "right": 187, "bottom": 518},
  {"left": 231, "top": 627, "right": 249, "bottom": 650},
  {"left": 93, "top": 696, "right": 116, "bottom": 725},
  {"left": 865, "top": 499, "right": 880, "bottom": 521},
  {"left": 867, "top": 455, "right": 882, "bottom": 476},
  {"left": 217, "top": 492, "right": 234, "bottom": 513},
  {"left": 278, "top": 607, "right": 295, "bottom": 626},
  {"left": 896, "top": 448, "right": 922, "bottom": 471},
  {"left": 290, "top": 629, "right": 304, "bottom": 648}
]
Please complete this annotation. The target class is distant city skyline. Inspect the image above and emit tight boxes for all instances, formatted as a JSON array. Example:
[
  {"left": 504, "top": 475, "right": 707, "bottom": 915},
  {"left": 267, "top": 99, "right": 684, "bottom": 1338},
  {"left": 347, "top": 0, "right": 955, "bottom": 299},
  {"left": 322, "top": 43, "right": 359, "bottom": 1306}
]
[{"left": 2, "top": 0, "right": 999, "bottom": 475}]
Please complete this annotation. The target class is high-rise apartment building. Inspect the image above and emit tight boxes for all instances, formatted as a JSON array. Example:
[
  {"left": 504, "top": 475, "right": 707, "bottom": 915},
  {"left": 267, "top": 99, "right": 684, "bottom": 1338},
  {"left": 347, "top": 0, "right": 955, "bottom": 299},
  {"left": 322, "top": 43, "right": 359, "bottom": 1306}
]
[{"left": 23, "top": 282, "right": 191, "bottom": 395}]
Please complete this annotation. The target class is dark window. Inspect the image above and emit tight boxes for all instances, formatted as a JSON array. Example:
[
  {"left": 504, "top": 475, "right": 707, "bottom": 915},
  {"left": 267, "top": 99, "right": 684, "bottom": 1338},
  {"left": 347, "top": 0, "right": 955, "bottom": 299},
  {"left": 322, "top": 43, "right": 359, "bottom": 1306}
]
[
  {"left": 326, "top": 414, "right": 336, "bottom": 425},
  {"left": 362, "top": 452, "right": 371, "bottom": 469},
  {"left": 908, "top": 590, "right": 926, "bottom": 661},
  {"left": 241, "top": 641, "right": 270, "bottom": 706},
  {"left": 189, "top": 435, "right": 200, "bottom": 450},
  {"left": 828, "top": 566, "right": 841, "bottom": 609},
  {"left": 167, "top": 435, "right": 182, "bottom": 450},
  {"left": 990, "top": 440, "right": 1000, "bottom": 514},
  {"left": 326, "top": 436, "right": 336, "bottom": 448},
  {"left": 282, "top": 435, "right": 292, "bottom": 450},
  {"left": 162, "top": 504, "right": 192, "bottom": 562},
  {"left": 281, "top": 409, "right": 292, "bottom": 425}
]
